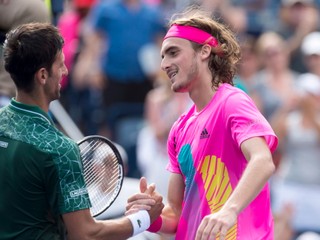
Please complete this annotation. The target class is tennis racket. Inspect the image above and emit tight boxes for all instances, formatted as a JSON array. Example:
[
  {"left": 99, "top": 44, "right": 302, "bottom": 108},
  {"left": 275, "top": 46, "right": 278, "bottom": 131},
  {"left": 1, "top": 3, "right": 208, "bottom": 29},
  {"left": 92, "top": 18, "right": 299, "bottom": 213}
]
[{"left": 77, "top": 135, "right": 124, "bottom": 217}]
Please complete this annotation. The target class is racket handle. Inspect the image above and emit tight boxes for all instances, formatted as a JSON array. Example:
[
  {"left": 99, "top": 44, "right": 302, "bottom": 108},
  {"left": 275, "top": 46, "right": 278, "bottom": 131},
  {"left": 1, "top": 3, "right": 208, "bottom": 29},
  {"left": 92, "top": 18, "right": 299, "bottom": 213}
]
[{"left": 147, "top": 216, "right": 162, "bottom": 233}]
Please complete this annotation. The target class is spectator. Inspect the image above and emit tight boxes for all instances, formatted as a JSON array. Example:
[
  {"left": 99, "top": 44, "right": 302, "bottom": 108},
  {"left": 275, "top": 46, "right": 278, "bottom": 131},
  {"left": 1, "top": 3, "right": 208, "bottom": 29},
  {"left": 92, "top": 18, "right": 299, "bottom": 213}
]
[
  {"left": 73, "top": 0, "right": 166, "bottom": 177},
  {"left": 271, "top": 73, "right": 320, "bottom": 239},
  {"left": 276, "top": 0, "right": 320, "bottom": 73},
  {"left": 300, "top": 31, "right": 320, "bottom": 77},
  {"left": 250, "top": 31, "right": 300, "bottom": 121},
  {"left": 0, "top": 0, "right": 50, "bottom": 108},
  {"left": 219, "top": 0, "right": 280, "bottom": 36},
  {"left": 57, "top": 0, "right": 103, "bottom": 135},
  {"left": 233, "top": 34, "right": 261, "bottom": 93}
]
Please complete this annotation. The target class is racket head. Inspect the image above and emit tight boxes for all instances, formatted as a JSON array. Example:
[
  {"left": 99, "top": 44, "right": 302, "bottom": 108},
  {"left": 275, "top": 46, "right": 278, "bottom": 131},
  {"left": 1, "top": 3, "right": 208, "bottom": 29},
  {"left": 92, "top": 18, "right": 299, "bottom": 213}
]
[{"left": 77, "top": 135, "right": 124, "bottom": 217}]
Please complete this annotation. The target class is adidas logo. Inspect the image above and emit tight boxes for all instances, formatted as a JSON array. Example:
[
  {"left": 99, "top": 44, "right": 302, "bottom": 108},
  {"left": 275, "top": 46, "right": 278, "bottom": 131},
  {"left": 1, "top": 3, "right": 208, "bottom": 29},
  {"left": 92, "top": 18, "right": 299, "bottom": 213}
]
[{"left": 200, "top": 128, "right": 210, "bottom": 139}]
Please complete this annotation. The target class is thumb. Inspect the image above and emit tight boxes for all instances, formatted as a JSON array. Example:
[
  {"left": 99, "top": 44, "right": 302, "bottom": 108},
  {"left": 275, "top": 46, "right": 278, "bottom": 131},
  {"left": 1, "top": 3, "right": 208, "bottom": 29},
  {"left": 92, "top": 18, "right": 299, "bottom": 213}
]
[{"left": 139, "top": 177, "right": 148, "bottom": 193}]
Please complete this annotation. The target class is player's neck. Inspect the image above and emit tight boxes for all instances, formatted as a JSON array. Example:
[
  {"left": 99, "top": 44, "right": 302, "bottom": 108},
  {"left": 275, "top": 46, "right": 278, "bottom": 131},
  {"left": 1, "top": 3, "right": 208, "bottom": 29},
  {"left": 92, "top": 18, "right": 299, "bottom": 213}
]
[
  {"left": 16, "top": 91, "right": 49, "bottom": 113},
  {"left": 190, "top": 84, "right": 216, "bottom": 112}
]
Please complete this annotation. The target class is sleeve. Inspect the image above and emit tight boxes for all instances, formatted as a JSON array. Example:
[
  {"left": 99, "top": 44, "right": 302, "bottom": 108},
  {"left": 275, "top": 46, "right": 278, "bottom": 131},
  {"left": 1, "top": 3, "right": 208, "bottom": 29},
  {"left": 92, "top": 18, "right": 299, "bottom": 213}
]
[
  {"left": 46, "top": 140, "right": 91, "bottom": 214},
  {"left": 224, "top": 91, "right": 278, "bottom": 153},
  {"left": 166, "top": 120, "right": 182, "bottom": 174}
]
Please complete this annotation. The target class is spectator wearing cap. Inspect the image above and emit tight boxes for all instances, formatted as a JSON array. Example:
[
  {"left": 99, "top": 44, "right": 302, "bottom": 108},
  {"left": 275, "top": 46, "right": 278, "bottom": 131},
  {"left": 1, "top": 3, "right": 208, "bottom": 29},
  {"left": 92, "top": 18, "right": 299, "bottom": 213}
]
[
  {"left": 270, "top": 71, "right": 320, "bottom": 240},
  {"left": 301, "top": 32, "right": 320, "bottom": 77}
]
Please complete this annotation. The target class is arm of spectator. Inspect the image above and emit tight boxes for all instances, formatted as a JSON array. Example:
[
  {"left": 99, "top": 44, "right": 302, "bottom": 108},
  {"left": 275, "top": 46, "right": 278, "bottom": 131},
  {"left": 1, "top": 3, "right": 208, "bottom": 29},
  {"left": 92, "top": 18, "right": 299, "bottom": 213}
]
[
  {"left": 269, "top": 93, "right": 299, "bottom": 145},
  {"left": 72, "top": 30, "right": 106, "bottom": 90},
  {"left": 249, "top": 92, "right": 264, "bottom": 115},
  {"left": 145, "top": 88, "right": 173, "bottom": 141},
  {"left": 285, "top": 5, "right": 319, "bottom": 55},
  {"left": 269, "top": 108, "right": 289, "bottom": 148},
  {"left": 300, "top": 93, "right": 320, "bottom": 136}
]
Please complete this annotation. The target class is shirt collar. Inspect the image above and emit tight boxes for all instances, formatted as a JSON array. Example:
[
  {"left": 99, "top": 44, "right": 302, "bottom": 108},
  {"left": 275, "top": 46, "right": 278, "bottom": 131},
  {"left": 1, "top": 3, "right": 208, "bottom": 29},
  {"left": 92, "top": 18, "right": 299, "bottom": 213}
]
[{"left": 9, "top": 98, "right": 54, "bottom": 125}]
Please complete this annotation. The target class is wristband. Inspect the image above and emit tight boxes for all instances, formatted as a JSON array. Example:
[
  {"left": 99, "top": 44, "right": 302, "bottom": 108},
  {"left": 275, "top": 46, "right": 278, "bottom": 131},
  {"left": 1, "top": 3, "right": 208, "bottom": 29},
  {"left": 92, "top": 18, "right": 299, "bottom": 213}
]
[
  {"left": 147, "top": 216, "right": 162, "bottom": 233},
  {"left": 127, "top": 210, "right": 151, "bottom": 236}
]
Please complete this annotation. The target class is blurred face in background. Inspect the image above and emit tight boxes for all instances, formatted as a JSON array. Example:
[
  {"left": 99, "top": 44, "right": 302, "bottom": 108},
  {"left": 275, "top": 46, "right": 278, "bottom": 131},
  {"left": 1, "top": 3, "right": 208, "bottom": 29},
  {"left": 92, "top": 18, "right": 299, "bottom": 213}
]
[
  {"left": 238, "top": 39, "right": 260, "bottom": 77},
  {"left": 257, "top": 32, "right": 289, "bottom": 71},
  {"left": 280, "top": 1, "right": 317, "bottom": 28}
]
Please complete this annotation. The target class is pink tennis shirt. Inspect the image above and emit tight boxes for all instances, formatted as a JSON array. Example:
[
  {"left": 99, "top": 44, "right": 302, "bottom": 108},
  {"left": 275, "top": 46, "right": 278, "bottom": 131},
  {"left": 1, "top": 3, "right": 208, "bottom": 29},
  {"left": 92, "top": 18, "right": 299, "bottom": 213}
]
[{"left": 167, "top": 83, "right": 278, "bottom": 240}]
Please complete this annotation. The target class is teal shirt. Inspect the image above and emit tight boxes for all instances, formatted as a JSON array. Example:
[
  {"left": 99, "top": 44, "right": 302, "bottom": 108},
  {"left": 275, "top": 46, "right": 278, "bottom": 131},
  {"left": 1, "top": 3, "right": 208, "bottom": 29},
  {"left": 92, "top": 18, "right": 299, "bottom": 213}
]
[{"left": 0, "top": 99, "right": 91, "bottom": 240}]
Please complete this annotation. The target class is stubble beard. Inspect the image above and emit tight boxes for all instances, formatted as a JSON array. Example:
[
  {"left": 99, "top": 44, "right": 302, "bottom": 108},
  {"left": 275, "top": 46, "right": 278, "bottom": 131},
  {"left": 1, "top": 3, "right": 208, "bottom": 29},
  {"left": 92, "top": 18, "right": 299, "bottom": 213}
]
[{"left": 172, "top": 58, "right": 199, "bottom": 93}]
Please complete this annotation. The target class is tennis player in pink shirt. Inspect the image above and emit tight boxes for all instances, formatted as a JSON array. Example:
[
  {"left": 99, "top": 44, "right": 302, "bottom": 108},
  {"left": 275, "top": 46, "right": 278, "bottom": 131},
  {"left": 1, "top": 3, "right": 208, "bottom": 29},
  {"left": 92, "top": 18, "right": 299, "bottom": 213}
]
[{"left": 127, "top": 6, "right": 278, "bottom": 240}]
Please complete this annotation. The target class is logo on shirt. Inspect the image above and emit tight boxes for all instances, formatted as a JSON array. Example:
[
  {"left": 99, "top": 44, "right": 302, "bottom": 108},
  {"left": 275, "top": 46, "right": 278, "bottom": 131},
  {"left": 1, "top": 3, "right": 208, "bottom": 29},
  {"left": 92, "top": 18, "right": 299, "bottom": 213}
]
[
  {"left": 70, "top": 188, "right": 88, "bottom": 198},
  {"left": 200, "top": 128, "right": 210, "bottom": 139}
]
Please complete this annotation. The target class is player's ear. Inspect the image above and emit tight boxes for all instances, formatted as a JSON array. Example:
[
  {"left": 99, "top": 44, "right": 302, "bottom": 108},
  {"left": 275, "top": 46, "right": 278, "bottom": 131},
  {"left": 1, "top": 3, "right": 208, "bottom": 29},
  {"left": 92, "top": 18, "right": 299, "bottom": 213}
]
[
  {"left": 35, "top": 68, "right": 48, "bottom": 85},
  {"left": 200, "top": 44, "right": 212, "bottom": 60}
]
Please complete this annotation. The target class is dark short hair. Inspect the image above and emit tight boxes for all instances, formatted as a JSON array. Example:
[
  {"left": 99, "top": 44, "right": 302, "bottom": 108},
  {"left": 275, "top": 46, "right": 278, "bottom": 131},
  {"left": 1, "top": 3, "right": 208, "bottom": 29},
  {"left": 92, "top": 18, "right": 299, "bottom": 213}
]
[{"left": 3, "top": 22, "right": 64, "bottom": 92}]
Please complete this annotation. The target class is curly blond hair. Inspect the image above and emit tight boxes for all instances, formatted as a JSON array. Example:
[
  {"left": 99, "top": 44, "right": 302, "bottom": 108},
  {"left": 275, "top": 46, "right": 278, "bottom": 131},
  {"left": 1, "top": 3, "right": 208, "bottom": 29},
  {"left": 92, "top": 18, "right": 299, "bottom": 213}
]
[{"left": 168, "top": 5, "right": 241, "bottom": 89}]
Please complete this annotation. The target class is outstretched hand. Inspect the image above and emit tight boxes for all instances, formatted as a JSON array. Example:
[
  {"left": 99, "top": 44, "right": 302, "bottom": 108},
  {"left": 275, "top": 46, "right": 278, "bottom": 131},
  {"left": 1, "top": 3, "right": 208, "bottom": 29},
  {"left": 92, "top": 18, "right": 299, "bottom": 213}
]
[{"left": 126, "top": 177, "right": 164, "bottom": 222}]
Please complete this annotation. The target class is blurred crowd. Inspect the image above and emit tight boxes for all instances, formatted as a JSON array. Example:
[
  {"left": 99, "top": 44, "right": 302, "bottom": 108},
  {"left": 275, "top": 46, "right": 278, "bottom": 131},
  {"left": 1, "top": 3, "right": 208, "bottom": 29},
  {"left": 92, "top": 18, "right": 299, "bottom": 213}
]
[{"left": 1, "top": 0, "right": 320, "bottom": 239}]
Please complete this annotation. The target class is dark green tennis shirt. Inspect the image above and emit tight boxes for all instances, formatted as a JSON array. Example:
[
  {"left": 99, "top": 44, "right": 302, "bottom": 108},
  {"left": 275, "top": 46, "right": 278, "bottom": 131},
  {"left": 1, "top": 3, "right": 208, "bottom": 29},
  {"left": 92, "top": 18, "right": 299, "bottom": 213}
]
[{"left": 0, "top": 99, "right": 91, "bottom": 239}]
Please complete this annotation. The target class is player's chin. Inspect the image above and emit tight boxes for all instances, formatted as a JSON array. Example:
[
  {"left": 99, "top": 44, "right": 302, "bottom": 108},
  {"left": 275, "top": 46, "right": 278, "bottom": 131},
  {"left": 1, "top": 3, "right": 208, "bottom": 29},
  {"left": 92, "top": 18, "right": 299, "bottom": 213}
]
[
  {"left": 172, "top": 85, "right": 187, "bottom": 93},
  {"left": 171, "top": 83, "right": 181, "bottom": 92}
]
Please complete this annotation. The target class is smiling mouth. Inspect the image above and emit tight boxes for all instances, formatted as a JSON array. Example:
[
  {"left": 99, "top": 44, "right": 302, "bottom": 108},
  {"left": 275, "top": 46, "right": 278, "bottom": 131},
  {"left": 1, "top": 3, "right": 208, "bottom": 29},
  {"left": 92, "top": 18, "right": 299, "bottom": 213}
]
[{"left": 168, "top": 70, "right": 178, "bottom": 80}]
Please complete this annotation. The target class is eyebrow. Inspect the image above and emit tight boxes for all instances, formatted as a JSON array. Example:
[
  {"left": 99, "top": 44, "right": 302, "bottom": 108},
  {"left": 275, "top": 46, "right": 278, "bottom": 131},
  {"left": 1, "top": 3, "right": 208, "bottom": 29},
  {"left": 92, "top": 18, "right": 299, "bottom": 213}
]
[{"left": 161, "top": 45, "right": 179, "bottom": 59}]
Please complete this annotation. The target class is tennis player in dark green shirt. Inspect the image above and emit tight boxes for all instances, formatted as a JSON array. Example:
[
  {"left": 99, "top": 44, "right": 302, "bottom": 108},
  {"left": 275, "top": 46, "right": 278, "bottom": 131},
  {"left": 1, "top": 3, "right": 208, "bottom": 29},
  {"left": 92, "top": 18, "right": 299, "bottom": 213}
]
[{"left": 0, "top": 22, "right": 163, "bottom": 240}]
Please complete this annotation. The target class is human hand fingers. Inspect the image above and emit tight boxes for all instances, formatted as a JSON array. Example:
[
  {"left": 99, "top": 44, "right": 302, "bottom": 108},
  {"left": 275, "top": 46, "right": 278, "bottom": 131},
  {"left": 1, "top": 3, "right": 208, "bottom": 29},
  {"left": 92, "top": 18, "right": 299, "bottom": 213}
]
[
  {"left": 148, "top": 200, "right": 164, "bottom": 222},
  {"left": 139, "top": 177, "right": 148, "bottom": 193},
  {"left": 125, "top": 200, "right": 155, "bottom": 214},
  {"left": 145, "top": 183, "right": 156, "bottom": 195},
  {"left": 195, "top": 212, "right": 235, "bottom": 240},
  {"left": 219, "top": 225, "right": 228, "bottom": 240},
  {"left": 125, "top": 204, "right": 153, "bottom": 216},
  {"left": 139, "top": 176, "right": 156, "bottom": 195},
  {"left": 152, "top": 191, "right": 163, "bottom": 203},
  {"left": 195, "top": 215, "right": 214, "bottom": 240},
  {"left": 126, "top": 193, "right": 155, "bottom": 211},
  {"left": 126, "top": 191, "right": 162, "bottom": 211},
  {"left": 196, "top": 218, "right": 222, "bottom": 240}
]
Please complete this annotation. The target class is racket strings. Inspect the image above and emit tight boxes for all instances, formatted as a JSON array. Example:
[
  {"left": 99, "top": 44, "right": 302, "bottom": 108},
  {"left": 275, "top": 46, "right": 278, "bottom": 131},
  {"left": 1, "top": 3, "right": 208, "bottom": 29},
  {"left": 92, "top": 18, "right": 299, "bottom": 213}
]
[{"left": 79, "top": 139, "right": 123, "bottom": 216}]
